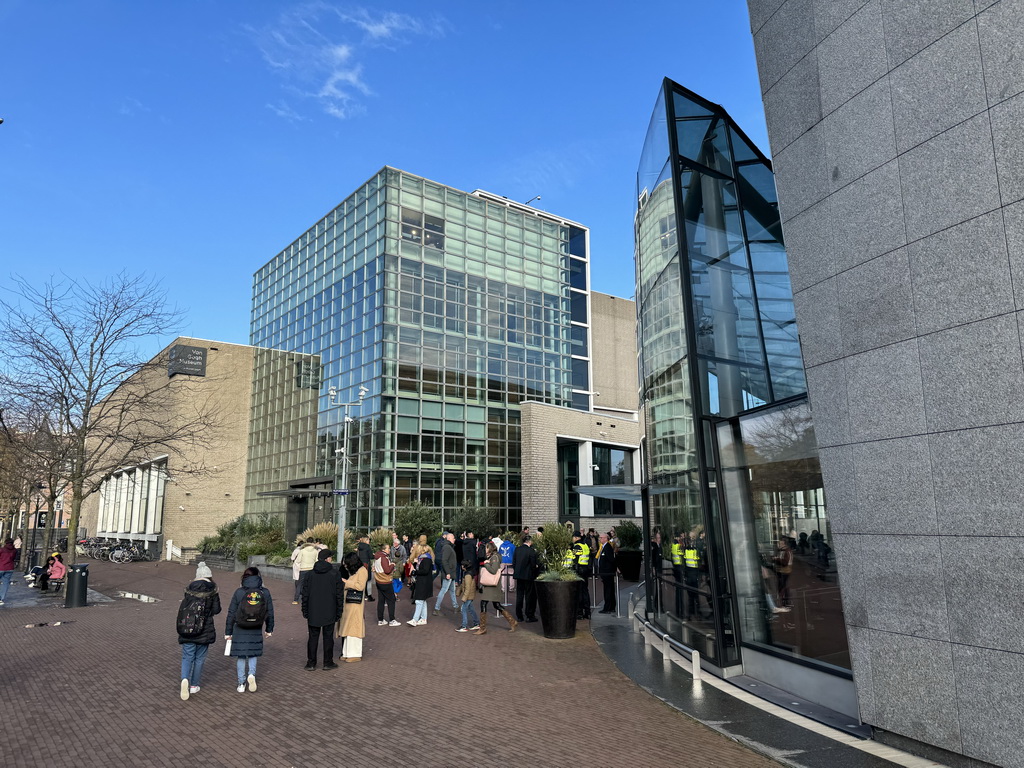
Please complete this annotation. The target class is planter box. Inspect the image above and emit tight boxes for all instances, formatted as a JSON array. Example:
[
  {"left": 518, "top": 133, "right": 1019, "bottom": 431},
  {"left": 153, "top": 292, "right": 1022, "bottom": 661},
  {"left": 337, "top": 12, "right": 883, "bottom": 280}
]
[
  {"left": 616, "top": 550, "right": 642, "bottom": 581},
  {"left": 536, "top": 579, "right": 581, "bottom": 639}
]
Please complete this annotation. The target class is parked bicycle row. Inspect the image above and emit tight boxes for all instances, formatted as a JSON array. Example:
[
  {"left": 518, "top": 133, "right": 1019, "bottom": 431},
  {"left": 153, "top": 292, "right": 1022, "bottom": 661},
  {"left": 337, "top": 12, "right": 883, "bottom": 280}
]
[{"left": 76, "top": 538, "right": 153, "bottom": 563}]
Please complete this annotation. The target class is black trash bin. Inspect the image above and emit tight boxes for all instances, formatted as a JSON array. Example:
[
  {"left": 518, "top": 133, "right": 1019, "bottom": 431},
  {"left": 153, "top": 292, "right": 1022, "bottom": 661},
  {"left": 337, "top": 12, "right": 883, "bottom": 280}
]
[{"left": 65, "top": 563, "right": 89, "bottom": 608}]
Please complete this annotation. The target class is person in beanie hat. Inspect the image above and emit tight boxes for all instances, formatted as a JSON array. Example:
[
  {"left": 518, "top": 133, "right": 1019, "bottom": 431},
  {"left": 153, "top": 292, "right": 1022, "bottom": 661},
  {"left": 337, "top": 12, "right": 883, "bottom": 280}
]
[{"left": 177, "top": 562, "right": 221, "bottom": 700}]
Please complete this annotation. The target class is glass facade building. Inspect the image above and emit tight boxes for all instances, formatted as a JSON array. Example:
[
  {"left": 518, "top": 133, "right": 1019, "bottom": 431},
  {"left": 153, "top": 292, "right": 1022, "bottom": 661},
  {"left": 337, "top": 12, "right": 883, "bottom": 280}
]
[
  {"left": 250, "top": 168, "right": 591, "bottom": 531},
  {"left": 635, "top": 80, "right": 851, "bottom": 699}
]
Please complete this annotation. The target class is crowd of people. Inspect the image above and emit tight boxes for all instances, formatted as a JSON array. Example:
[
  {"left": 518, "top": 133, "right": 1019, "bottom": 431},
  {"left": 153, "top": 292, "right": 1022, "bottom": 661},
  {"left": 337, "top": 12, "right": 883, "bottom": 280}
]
[{"left": 175, "top": 526, "right": 623, "bottom": 699}]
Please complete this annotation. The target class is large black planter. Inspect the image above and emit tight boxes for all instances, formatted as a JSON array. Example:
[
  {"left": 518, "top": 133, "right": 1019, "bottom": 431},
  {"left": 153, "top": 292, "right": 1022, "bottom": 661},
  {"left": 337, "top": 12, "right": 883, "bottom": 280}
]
[
  {"left": 616, "top": 550, "right": 642, "bottom": 581},
  {"left": 536, "top": 579, "right": 580, "bottom": 639}
]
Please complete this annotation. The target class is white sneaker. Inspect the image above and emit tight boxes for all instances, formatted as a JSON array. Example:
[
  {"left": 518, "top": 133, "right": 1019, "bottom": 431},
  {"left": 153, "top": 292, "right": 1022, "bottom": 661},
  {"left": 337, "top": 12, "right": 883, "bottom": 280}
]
[
  {"left": 247, "top": 674, "right": 257, "bottom": 692},
  {"left": 388, "top": 620, "right": 401, "bottom": 627},
  {"left": 406, "top": 619, "right": 418, "bottom": 626},
  {"left": 180, "top": 678, "right": 189, "bottom": 700},
  {"left": 417, "top": 619, "right": 427, "bottom": 626},
  {"left": 378, "top": 620, "right": 387, "bottom": 626},
  {"left": 189, "top": 686, "right": 200, "bottom": 694},
  {"left": 236, "top": 684, "right": 245, "bottom": 693},
  {"left": 456, "top": 627, "right": 469, "bottom": 632}
]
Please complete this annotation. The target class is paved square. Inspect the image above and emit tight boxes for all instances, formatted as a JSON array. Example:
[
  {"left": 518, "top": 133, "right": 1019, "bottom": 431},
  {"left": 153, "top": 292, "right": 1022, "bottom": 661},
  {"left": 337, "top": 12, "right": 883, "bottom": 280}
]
[{"left": 0, "top": 560, "right": 781, "bottom": 767}]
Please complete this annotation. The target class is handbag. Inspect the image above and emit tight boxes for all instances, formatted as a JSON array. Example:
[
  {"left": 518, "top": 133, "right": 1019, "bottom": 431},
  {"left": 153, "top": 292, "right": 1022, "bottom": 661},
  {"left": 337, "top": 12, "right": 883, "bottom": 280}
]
[
  {"left": 479, "top": 565, "right": 501, "bottom": 587},
  {"left": 345, "top": 588, "right": 364, "bottom": 604}
]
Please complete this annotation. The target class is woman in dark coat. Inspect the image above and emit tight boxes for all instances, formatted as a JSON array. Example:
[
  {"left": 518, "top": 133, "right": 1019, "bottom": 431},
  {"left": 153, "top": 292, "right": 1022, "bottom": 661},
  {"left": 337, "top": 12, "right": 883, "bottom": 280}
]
[
  {"left": 225, "top": 566, "right": 274, "bottom": 693},
  {"left": 407, "top": 551, "right": 433, "bottom": 626},
  {"left": 177, "top": 561, "right": 221, "bottom": 700}
]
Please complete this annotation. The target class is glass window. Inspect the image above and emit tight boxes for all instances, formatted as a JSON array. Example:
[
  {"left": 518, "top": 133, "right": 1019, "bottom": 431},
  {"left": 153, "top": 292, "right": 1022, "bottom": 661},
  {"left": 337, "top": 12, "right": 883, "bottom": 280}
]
[{"left": 718, "top": 402, "right": 849, "bottom": 671}]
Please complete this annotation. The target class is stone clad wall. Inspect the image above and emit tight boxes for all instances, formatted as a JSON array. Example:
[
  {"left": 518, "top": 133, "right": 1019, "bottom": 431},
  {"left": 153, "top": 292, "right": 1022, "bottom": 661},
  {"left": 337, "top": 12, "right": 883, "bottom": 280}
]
[{"left": 747, "top": 2, "right": 1024, "bottom": 765}]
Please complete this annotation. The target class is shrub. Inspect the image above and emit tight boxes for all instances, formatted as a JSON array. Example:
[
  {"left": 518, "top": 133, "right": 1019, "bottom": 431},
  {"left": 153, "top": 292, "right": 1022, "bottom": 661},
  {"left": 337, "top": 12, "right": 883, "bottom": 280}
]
[
  {"left": 393, "top": 500, "right": 442, "bottom": 542},
  {"left": 197, "top": 514, "right": 288, "bottom": 559},
  {"left": 534, "top": 521, "right": 580, "bottom": 582},
  {"left": 614, "top": 520, "right": 643, "bottom": 551},
  {"left": 295, "top": 522, "right": 355, "bottom": 554},
  {"left": 368, "top": 527, "right": 394, "bottom": 551},
  {"left": 450, "top": 501, "right": 497, "bottom": 540}
]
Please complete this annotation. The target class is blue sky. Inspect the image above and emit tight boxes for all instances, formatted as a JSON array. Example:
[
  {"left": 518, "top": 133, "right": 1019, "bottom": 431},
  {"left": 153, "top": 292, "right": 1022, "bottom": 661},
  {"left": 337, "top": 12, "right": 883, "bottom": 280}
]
[{"left": 0, "top": 1, "right": 767, "bottom": 353}]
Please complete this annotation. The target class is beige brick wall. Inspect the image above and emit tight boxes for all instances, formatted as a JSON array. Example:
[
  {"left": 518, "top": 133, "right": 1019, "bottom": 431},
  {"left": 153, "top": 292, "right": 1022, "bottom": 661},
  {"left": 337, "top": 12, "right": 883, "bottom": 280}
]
[
  {"left": 590, "top": 292, "right": 638, "bottom": 413},
  {"left": 520, "top": 402, "right": 642, "bottom": 531},
  {"left": 80, "top": 338, "right": 255, "bottom": 552}
]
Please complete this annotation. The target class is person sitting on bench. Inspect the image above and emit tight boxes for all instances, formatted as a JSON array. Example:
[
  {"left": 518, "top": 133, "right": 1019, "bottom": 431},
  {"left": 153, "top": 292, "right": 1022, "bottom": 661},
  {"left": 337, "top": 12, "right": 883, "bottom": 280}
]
[{"left": 30, "top": 553, "right": 66, "bottom": 592}]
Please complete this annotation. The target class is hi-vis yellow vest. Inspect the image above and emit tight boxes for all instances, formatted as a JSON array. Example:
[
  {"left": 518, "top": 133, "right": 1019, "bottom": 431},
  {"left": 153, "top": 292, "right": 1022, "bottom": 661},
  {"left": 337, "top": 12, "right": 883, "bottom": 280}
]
[
  {"left": 671, "top": 542, "right": 684, "bottom": 565},
  {"left": 684, "top": 547, "right": 699, "bottom": 569}
]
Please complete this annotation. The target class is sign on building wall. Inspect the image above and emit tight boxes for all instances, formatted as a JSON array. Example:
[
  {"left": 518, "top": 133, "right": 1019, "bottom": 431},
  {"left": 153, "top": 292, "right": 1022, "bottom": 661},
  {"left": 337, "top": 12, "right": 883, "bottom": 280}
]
[{"left": 168, "top": 345, "right": 207, "bottom": 377}]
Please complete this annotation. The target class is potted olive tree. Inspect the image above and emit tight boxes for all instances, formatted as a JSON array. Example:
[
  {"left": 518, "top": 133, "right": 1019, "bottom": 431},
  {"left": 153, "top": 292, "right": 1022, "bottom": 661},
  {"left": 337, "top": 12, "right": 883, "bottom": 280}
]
[
  {"left": 534, "top": 522, "right": 582, "bottom": 639},
  {"left": 614, "top": 520, "right": 643, "bottom": 581}
]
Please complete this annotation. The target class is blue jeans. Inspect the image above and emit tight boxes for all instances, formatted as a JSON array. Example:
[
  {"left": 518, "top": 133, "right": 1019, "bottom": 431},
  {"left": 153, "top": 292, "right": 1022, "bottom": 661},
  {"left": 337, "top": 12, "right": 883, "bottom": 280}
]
[
  {"left": 0, "top": 570, "right": 13, "bottom": 602},
  {"left": 236, "top": 656, "right": 257, "bottom": 685},
  {"left": 180, "top": 642, "right": 209, "bottom": 686},
  {"left": 434, "top": 576, "right": 458, "bottom": 609},
  {"left": 412, "top": 599, "right": 428, "bottom": 623},
  {"left": 460, "top": 598, "right": 479, "bottom": 629}
]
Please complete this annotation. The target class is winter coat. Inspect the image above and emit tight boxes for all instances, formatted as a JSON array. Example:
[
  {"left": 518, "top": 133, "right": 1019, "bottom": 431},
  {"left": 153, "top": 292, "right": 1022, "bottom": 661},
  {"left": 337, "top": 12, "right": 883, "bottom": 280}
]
[
  {"left": 456, "top": 574, "right": 478, "bottom": 603},
  {"left": 372, "top": 551, "right": 395, "bottom": 584},
  {"left": 357, "top": 541, "right": 372, "bottom": 567},
  {"left": 177, "top": 579, "right": 222, "bottom": 645},
  {"left": 596, "top": 541, "right": 617, "bottom": 575},
  {"left": 338, "top": 566, "right": 367, "bottom": 639},
  {"left": 438, "top": 540, "right": 457, "bottom": 578},
  {"left": 48, "top": 559, "right": 67, "bottom": 580},
  {"left": 226, "top": 574, "right": 274, "bottom": 657},
  {"left": 512, "top": 544, "right": 538, "bottom": 581},
  {"left": 296, "top": 544, "right": 318, "bottom": 572},
  {"left": 479, "top": 554, "right": 504, "bottom": 603},
  {"left": 411, "top": 555, "right": 434, "bottom": 601},
  {"left": 302, "top": 560, "right": 343, "bottom": 627},
  {"left": 0, "top": 542, "right": 16, "bottom": 571}
]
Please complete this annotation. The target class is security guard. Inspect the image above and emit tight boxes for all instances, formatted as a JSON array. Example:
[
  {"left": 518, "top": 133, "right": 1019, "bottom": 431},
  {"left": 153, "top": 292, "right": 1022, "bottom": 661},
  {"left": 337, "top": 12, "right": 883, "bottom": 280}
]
[
  {"left": 683, "top": 537, "right": 702, "bottom": 620},
  {"left": 571, "top": 531, "right": 592, "bottom": 619},
  {"left": 671, "top": 533, "right": 685, "bottom": 617}
]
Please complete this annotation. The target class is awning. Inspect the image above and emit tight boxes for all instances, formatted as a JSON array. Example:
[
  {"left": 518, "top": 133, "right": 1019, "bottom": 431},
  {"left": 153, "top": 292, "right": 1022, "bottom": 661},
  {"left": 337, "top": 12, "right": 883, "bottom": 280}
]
[
  {"left": 257, "top": 489, "right": 340, "bottom": 498},
  {"left": 573, "top": 484, "right": 683, "bottom": 501}
]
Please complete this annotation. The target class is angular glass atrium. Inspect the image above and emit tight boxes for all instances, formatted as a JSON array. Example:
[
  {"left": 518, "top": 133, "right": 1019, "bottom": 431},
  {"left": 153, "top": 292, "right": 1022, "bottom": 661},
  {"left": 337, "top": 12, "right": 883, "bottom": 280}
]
[{"left": 635, "top": 80, "right": 851, "bottom": 708}]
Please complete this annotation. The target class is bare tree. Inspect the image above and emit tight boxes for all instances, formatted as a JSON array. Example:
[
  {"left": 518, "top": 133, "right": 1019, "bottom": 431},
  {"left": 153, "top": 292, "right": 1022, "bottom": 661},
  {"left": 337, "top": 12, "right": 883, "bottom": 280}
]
[{"left": 0, "top": 273, "right": 219, "bottom": 563}]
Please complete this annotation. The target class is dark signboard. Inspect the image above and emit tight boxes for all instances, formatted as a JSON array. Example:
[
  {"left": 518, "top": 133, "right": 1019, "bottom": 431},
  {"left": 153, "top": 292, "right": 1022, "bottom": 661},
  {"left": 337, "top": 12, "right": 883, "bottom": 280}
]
[{"left": 168, "top": 345, "right": 208, "bottom": 377}]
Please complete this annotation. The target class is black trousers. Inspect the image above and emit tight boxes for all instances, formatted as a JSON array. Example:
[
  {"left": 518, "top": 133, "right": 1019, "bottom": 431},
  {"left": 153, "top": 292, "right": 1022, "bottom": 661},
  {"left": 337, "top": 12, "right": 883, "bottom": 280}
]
[
  {"left": 515, "top": 579, "right": 536, "bottom": 620},
  {"left": 577, "top": 570, "right": 591, "bottom": 617},
  {"left": 376, "top": 580, "right": 396, "bottom": 622},
  {"left": 601, "top": 574, "right": 616, "bottom": 611},
  {"left": 307, "top": 624, "right": 334, "bottom": 665}
]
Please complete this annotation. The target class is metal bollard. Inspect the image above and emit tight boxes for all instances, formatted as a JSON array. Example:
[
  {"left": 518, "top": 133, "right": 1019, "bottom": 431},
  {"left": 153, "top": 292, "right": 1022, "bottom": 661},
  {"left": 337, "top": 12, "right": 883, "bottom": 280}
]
[{"left": 691, "top": 650, "right": 702, "bottom": 681}]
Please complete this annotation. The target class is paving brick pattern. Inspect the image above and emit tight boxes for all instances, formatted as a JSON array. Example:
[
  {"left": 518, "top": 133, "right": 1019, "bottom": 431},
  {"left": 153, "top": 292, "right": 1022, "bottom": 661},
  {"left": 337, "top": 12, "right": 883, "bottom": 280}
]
[{"left": 0, "top": 561, "right": 781, "bottom": 768}]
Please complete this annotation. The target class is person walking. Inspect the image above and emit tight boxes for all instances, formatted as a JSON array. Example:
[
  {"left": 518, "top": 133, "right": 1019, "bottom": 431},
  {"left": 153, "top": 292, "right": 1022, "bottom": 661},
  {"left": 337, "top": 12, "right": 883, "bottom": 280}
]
[
  {"left": 13, "top": 535, "right": 22, "bottom": 568},
  {"left": 372, "top": 542, "right": 400, "bottom": 626},
  {"left": 176, "top": 562, "right": 221, "bottom": 700},
  {"left": 0, "top": 538, "right": 18, "bottom": 606},
  {"left": 512, "top": 534, "right": 538, "bottom": 622},
  {"left": 407, "top": 549, "right": 433, "bottom": 626},
  {"left": 455, "top": 561, "right": 480, "bottom": 632},
  {"left": 475, "top": 541, "right": 517, "bottom": 635},
  {"left": 339, "top": 552, "right": 367, "bottom": 661},
  {"left": 289, "top": 539, "right": 305, "bottom": 605},
  {"left": 433, "top": 531, "right": 458, "bottom": 615},
  {"left": 225, "top": 566, "right": 274, "bottom": 692},
  {"left": 302, "top": 549, "right": 342, "bottom": 671}
]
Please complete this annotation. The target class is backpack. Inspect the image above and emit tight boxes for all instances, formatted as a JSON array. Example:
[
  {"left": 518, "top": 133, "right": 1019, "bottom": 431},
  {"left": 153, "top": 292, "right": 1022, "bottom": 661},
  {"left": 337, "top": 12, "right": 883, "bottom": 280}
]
[
  {"left": 234, "top": 588, "right": 269, "bottom": 630},
  {"left": 176, "top": 592, "right": 208, "bottom": 638}
]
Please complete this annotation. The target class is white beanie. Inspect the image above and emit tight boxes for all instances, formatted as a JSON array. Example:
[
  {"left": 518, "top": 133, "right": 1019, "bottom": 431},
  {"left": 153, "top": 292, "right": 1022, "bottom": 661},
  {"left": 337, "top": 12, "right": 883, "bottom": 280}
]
[{"left": 195, "top": 562, "right": 213, "bottom": 580}]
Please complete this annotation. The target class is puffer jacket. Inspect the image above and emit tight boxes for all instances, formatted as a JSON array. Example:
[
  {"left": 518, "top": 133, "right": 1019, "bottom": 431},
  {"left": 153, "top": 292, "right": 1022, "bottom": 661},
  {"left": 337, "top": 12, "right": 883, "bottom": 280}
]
[
  {"left": 177, "top": 579, "right": 222, "bottom": 645},
  {"left": 226, "top": 573, "right": 274, "bottom": 657},
  {"left": 0, "top": 542, "right": 16, "bottom": 571}
]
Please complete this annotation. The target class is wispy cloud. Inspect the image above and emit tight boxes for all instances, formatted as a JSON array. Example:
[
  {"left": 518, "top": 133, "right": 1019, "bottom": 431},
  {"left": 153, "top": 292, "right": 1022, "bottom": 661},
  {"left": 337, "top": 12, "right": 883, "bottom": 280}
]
[
  {"left": 118, "top": 97, "right": 151, "bottom": 117},
  {"left": 247, "top": 3, "right": 446, "bottom": 121}
]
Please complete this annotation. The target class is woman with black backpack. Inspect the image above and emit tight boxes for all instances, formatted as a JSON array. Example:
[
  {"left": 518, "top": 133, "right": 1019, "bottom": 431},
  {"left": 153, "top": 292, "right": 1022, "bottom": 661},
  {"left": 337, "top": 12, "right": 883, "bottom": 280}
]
[
  {"left": 176, "top": 562, "right": 221, "bottom": 701},
  {"left": 225, "top": 566, "right": 274, "bottom": 693}
]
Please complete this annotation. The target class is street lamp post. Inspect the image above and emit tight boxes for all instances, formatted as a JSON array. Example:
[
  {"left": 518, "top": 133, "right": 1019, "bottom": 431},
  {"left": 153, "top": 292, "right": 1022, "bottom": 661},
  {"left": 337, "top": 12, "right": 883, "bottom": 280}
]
[{"left": 328, "top": 385, "right": 368, "bottom": 556}]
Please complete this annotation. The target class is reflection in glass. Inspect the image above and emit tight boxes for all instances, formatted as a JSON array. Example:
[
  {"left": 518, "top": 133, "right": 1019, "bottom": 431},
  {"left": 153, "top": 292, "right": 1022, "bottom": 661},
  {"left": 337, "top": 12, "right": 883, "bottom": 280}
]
[{"left": 719, "top": 402, "right": 849, "bottom": 671}]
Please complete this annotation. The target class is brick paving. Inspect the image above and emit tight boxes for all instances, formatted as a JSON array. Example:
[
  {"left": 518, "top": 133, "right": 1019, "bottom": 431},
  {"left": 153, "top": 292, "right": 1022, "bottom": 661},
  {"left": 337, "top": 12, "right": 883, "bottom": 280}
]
[{"left": 0, "top": 560, "right": 782, "bottom": 768}]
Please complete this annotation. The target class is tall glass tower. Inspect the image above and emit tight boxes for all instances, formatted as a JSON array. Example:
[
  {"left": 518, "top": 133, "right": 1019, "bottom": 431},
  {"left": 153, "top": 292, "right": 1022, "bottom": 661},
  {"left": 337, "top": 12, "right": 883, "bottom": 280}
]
[
  {"left": 249, "top": 168, "right": 591, "bottom": 530},
  {"left": 636, "top": 80, "right": 852, "bottom": 711}
]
